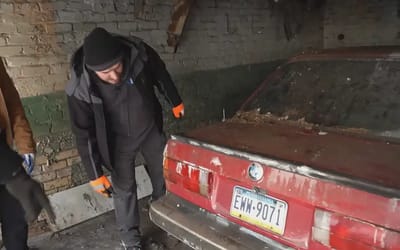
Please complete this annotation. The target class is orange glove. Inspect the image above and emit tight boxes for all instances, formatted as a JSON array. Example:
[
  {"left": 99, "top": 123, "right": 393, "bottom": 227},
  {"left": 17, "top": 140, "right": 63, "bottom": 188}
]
[
  {"left": 172, "top": 103, "right": 184, "bottom": 118},
  {"left": 90, "top": 175, "right": 113, "bottom": 198}
]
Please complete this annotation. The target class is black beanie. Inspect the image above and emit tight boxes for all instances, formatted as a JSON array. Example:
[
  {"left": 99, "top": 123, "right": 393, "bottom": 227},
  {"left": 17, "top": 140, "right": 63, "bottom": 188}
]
[{"left": 83, "top": 27, "right": 124, "bottom": 71}]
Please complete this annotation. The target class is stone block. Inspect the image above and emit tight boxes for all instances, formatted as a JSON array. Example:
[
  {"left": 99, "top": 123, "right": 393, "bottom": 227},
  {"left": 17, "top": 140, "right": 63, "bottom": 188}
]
[
  {"left": 5, "top": 34, "right": 35, "bottom": 46},
  {"left": 33, "top": 171, "right": 57, "bottom": 183},
  {"left": 67, "top": 1, "right": 95, "bottom": 11},
  {"left": 118, "top": 21, "right": 137, "bottom": 30},
  {"left": 16, "top": 23, "right": 46, "bottom": 34},
  {"left": 82, "top": 12, "right": 105, "bottom": 22},
  {"left": 56, "top": 167, "right": 72, "bottom": 178},
  {"left": 57, "top": 11, "right": 83, "bottom": 23},
  {"left": 67, "top": 156, "right": 81, "bottom": 166},
  {"left": 21, "top": 66, "right": 50, "bottom": 77},
  {"left": 43, "top": 160, "right": 67, "bottom": 171},
  {"left": 137, "top": 20, "right": 158, "bottom": 30},
  {"left": 36, "top": 155, "right": 49, "bottom": 165},
  {"left": 14, "top": 3, "right": 40, "bottom": 13},
  {"left": 6, "top": 56, "right": 65, "bottom": 67},
  {"left": 50, "top": 23, "right": 73, "bottom": 33},
  {"left": 96, "top": 22, "right": 119, "bottom": 33},
  {"left": 0, "top": 3, "right": 13, "bottom": 13},
  {"left": 73, "top": 23, "right": 96, "bottom": 32},
  {"left": 55, "top": 149, "right": 79, "bottom": 161},
  {"left": 43, "top": 176, "right": 71, "bottom": 191},
  {"left": 0, "top": 46, "right": 24, "bottom": 57},
  {"left": 0, "top": 22, "right": 16, "bottom": 33},
  {"left": 39, "top": 2, "right": 67, "bottom": 12}
]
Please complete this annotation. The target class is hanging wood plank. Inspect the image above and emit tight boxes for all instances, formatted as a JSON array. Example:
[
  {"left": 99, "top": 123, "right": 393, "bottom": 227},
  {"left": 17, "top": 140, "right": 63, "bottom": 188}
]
[{"left": 167, "top": 0, "right": 194, "bottom": 52}]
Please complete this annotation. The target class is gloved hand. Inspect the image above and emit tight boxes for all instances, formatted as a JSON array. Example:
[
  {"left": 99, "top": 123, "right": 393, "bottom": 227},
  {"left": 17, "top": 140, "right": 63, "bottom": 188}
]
[
  {"left": 172, "top": 103, "right": 184, "bottom": 118},
  {"left": 90, "top": 175, "right": 113, "bottom": 198},
  {"left": 22, "top": 153, "right": 35, "bottom": 175},
  {"left": 6, "top": 169, "right": 55, "bottom": 224}
]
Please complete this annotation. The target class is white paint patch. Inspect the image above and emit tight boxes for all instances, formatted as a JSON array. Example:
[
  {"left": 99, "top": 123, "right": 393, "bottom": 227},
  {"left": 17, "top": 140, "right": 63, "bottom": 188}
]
[
  {"left": 210, "top": 157, "right": 222, "bottom": 167},
  {"left": 389, "top": 198, "right": 399, "bottom": 212},
  {"left": 380, "top": 230, "right": 387, "bottom": 248},
  {"left": 312, "top": 210, "right": 331, "bottom": 246}
]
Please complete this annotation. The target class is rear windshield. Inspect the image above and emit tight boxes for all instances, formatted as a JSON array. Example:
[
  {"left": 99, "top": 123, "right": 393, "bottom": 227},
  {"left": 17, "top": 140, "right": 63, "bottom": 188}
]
[{"left": 242, "top": 60, "right": 400, "bottom": 137}]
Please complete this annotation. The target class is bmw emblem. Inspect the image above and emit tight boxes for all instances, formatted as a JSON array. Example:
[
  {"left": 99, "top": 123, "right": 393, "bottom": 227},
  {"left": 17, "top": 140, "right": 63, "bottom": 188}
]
[{"left": 248, "top": 162, "right": 264, "bottom": 181}]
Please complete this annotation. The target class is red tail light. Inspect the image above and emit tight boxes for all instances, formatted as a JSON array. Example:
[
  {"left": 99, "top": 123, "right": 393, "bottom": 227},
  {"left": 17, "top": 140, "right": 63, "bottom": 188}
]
[
  {"left": 164, "top": 157, "right": 213, "bottom": 197},
  {"left": 313, "top": 209, "right": 400, "bottom": 250}
]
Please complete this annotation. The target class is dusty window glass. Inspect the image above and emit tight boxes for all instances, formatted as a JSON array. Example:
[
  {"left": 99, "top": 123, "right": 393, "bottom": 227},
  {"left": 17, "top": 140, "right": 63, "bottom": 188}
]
[{"left": 244, "top": 60, "right": 400, "bottom": 134}]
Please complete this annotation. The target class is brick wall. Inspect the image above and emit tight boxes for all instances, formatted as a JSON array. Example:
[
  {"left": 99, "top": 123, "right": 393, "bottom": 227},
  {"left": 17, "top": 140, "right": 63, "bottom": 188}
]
[
  {"left": 0, "top": 0, "right": 323, "bottom": 190},
  {"left": 324, "top": 0, "right": 400, "bottom": 48},
  {"left": 0, "top": 0, "right": 323, "bottom": 98},
  {"left": 0, "top": 0, "right": 323, "bottom": 236}
]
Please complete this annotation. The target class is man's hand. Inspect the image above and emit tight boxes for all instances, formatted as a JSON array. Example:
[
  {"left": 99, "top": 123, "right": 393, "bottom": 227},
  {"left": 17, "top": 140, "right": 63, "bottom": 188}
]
[
  {"left": 90, "top": 175, "right": 113, "bottom": 198},
  {"left": 172, "top": 103, "right": 184, "bottom": 118},
  {"left": 22, "top": 153, "right": 35, "bottom": 175},
  {"left": 6, "top": 170, "right": 55, "bottom": 224}
]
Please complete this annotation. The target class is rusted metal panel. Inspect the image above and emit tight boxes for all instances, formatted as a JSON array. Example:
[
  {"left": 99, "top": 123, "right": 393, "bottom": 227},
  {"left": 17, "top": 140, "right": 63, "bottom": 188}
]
[
  {"left": 167, "top": 0, "right": 193, "bottom": 52},
  {"left": 183, "top": 121, "right": 400, "bottom": 193}
]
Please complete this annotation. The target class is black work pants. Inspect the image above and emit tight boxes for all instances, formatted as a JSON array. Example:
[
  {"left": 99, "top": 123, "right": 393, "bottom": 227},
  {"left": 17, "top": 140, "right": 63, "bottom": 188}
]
[
  {"left": 111, "top": 125, "right": 166, "bottom": 247},
  {"left": 0, "top": 185, "right": 28, "bottom": 250}
]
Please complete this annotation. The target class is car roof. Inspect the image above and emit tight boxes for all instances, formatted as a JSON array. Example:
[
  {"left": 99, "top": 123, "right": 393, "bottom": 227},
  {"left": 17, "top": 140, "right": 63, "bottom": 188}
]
[{"left": 287, "top": 46, "right": 400, "bottom": 63}]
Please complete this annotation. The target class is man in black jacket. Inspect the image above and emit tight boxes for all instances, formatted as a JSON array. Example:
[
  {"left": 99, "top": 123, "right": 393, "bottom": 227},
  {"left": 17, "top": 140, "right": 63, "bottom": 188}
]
[{"left": 66, "top": 28, "right": 184, "bottom": 250}]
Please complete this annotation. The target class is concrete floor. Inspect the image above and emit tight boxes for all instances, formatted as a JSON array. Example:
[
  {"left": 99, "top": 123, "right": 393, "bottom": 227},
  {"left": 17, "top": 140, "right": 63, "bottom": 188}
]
[{"left": 29, "top": 197, "right": 191, "bottom": 250}]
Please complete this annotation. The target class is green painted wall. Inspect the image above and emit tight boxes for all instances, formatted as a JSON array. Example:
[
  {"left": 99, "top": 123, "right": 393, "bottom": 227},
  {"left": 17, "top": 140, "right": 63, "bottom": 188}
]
[
  {"left": 22, "top": 61, "right": 281, "bottom": 137},
  {"left": 22, "top": 91, "right": 70, "bottom": 136}
]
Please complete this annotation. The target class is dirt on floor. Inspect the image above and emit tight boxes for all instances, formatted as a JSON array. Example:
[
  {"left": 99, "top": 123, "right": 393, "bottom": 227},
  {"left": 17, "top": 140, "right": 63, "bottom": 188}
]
[{"left": 27, "top": 197, "right": 191, "bottom": 250}]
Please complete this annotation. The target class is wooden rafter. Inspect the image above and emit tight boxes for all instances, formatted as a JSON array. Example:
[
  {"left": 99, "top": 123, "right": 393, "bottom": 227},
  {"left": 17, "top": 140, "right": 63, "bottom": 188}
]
[{"left": 167, "top": 0, "right": 194, "bottom": 52}]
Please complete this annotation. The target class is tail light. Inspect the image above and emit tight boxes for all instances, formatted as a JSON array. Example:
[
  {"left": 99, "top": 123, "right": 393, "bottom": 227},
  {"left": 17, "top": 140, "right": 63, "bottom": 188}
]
[
  {"left": 164, "top": 157, "right": 213, "bottom": 197},
  {"left": 312, "top": 209, "right": 400, "bottom": 250}
]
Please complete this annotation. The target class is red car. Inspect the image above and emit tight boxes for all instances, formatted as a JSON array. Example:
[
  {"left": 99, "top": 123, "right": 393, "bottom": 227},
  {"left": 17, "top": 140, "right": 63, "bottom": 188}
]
[{"left": 150, "top": 47, "right": 400, "bottom": 250}]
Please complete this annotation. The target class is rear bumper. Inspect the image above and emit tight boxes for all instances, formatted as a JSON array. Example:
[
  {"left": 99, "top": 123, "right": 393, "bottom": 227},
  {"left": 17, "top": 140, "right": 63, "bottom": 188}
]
[{"left": 149, "top": 193, "right": 294, "bottom": 250}]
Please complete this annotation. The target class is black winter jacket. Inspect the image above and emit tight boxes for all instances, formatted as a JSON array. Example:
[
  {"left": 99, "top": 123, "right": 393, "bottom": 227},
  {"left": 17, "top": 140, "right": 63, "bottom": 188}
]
[
  {"left": 0, "top": 132, "right": 23, "bottom": 184},
  {"left": 65, "top": 36, "right": 182, "bottom": 180}
]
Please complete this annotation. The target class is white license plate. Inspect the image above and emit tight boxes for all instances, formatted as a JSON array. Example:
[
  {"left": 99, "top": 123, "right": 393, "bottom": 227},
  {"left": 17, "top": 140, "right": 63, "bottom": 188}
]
[{"left": 230, "top": 186, "right": 288, "bottom": 235}]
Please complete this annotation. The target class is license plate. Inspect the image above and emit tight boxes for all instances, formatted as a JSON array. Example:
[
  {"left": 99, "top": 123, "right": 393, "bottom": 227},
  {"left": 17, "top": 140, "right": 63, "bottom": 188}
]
[{"left": 230, "top": 186, "right": 288, "bottom": 235}]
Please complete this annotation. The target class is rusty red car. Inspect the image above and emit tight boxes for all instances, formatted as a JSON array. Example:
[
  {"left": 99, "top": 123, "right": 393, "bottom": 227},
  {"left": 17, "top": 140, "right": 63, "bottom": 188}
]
[{"left": 150, "top": 47, "right": 400, "bottom": 250}]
